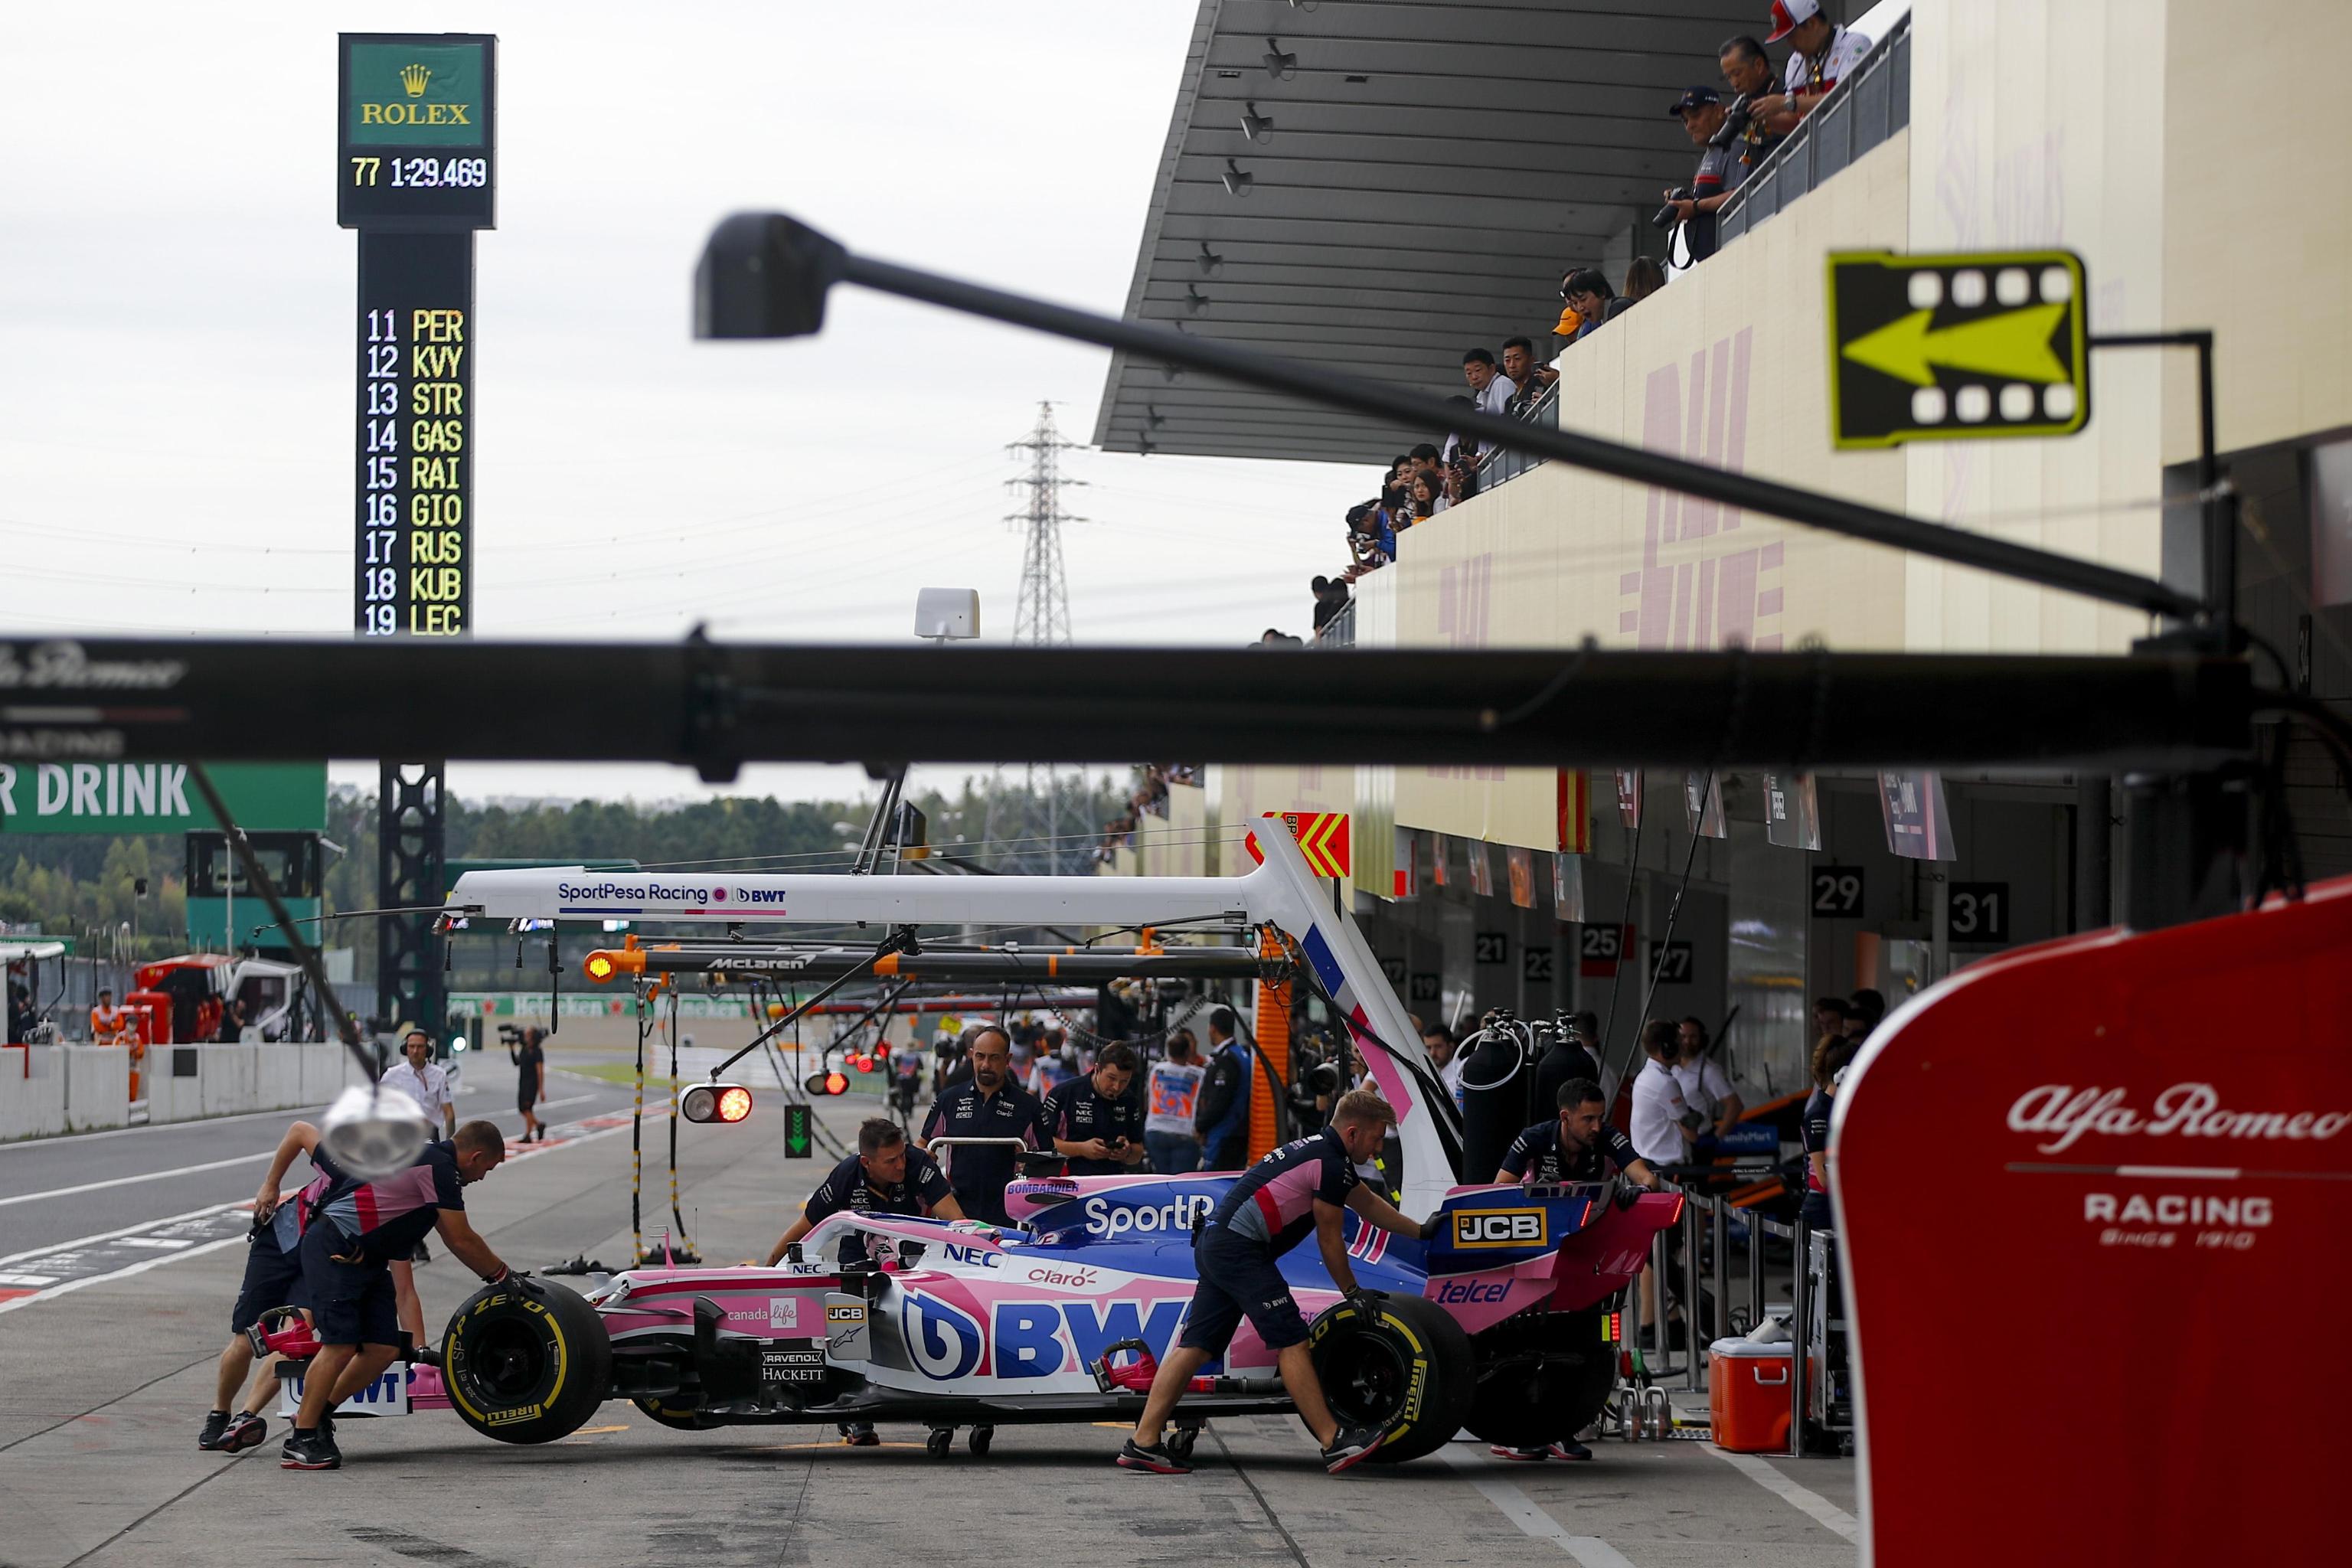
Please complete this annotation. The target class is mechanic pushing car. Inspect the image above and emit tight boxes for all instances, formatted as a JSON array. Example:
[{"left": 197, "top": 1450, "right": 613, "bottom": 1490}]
[
  {"left": 282, "top": 1121, "right": 516, "bottom": 1471},
  {"left": 1041, "top": 1038, "right": 1149, "bottom": 1176},
  {"left": 768, "top": 1117, "right": 969, "bottom": 1446},
  {"left": 1486, "top": 1076, "right": 1660, "bottom": 1463},
  {"left": 917, "top": 1024, "right": 1042, "bottom": 1225},
  {"left": 196, "top": 1117, "right": 346, "bottom": 1455},
  {"left": 1118, "top": 1089, "right": 1439, "bottom": 1476}
]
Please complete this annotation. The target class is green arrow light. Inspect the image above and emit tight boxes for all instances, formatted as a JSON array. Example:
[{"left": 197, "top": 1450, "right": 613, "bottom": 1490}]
[
  {"left": 784, "top": 1102, "right": 813, "bottom": 1158},
  {"left": 1842, "top": 301, "right": 2070, "bottom": 387}
]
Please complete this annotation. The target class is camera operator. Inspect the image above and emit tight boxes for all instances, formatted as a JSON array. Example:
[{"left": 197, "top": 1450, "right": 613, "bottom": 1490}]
[{"left": 1657, "top": 87, "right": 1749, "bottom": 265}]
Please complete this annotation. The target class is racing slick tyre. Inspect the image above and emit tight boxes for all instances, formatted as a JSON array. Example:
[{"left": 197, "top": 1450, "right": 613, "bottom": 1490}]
[
  {"left": 632, "top": 1397, "right": 720, "bottom": 1432},
  {"left": 1306, "top": 1292, "right": 1474, "bottom": 1465},
  {"left": 443, "top": 1278, "right": 612, "bottom": 1445},
  {"left": 1462, "top": 1309, "right": 1617, "bottom": 1450}
]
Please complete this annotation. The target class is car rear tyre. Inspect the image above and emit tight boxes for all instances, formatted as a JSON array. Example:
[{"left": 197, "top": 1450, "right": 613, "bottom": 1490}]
[
  {"left": 1307, "top": 1292, "right": 1474, "bottom": 1465},
  {"left": 443, "top": 1280, "right": 612, "bottom": 1445},
  {"left": 1463, "top": 1308, "right": 1617, "bottom": 1449},
  {"left": 632, "top": 1396, "right": 718, "bottom": 1432}
]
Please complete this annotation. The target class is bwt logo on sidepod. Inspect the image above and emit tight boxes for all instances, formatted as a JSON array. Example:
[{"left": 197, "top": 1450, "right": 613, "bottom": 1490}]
[
  {"left": 1082, "top": 1194, "right": 1215, "bottom": 1238},
  {"left": 1453, "top": 1209, "right": 1547, "bottom": 1248},
  {"left": 733, "top": 887, "right": 790, "bottom": 906},
  {"left": 900, "top": 1290, "right": 985, "bottom": 1380}
]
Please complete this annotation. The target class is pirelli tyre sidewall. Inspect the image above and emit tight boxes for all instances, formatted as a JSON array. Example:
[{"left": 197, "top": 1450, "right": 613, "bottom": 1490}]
[
  {"left": 443, "top": 1280, "right": 612, "bottom": 1444},
  {"left": 1306, "top": 1292, "right": 1475, "bottom": 1464}
]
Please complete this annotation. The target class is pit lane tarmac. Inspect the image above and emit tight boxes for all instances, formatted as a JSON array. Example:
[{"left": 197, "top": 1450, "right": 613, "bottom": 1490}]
[{"left": 0, "top": 1044, "right": 1858, "bottom": 1568}]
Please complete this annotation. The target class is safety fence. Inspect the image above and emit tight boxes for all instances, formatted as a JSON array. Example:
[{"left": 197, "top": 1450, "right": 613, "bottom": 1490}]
[
  {"left": 0, "top": 1040, "right": 374, "bottom": 1141},
  {"left": 1716, "top": 11, "right": 1912, "bottom": 249},
  {"left": 1612, "top": 1168, "right": 1841, "bottom": 1459}
]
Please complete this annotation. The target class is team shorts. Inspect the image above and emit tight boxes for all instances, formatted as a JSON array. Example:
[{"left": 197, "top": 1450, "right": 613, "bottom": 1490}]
[
  {"left": 229, "top": 1230, "right": 309, "bottom": 1334},
  {"left": 1178, "top": 1223, "right": 1308, "bottom": 1354},
  {"left": 299, "top": 1220, "right": 402, "bottom": 1348}
]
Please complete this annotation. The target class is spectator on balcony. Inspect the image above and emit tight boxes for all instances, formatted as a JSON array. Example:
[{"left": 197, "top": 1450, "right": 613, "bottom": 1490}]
[
  {"left": 1753, "top": 0, "right": 1870, "bottom": 132},
  {"left": 1659, "top": 87, "right": 1749, "bottom": 264},
  {"left": 1624, "top": 256, "right": 1666, "bottom": 303},
  {"left": 1408, "top": 469, "right": 1446, "bottom": 521},
  {"left": 1462, "top": 348, "right": 1516, "bottom": 418},
  {"left": 1310, "top": 576, "right": 1351, "bottom": 633},
  {"left": 1501, "top": 337, "right": 1557, "bottom": 417},
  {"left": 1717, "top": 34, "right": 1785, "bottom": 172},
  {"left": 1561, "top": 268, "right": 1625, "bottom": 338}
]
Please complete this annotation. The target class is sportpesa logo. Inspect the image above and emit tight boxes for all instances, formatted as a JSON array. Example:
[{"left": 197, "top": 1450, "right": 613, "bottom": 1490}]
[{"left": 556, "top": 881, "right": 714, "bottom": 903}]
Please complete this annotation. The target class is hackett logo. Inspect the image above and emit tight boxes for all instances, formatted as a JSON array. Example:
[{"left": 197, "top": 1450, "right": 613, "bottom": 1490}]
[{"left": 2007, "top": 1082, "right": 2352, "bottom": 1155}]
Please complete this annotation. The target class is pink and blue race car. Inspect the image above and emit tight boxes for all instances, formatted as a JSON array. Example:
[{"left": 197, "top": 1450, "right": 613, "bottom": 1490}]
[{"left": 437, "top": 1168, "right": 1682, "bottom": 1464}]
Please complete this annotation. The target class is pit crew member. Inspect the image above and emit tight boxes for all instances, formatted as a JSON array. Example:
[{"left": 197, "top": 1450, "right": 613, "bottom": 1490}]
[
  {"left": 283, "top": 1121, "right": 514, "bottom": 1471},
  {"left": 768, "top": 1118, "right": 965, "bottom": 1446},
  {"left": 918, "top": 1024, "right": 1041, "bottom": 1224},
  {"left": 197, "top": 1118, "right": 345, "bottom": 1454},
  {"left": 379, "top": 1027, "right": 457, "bottom": 1353},
  {"left": 1193, "top": 1008, "right": 1253, "bottom": 1169},
  {"left": 1673, "top": 1018, "right": 1745, "bottom": 1142},
  {"left": 1488, "top": 1077, "right": 1657, "bottom": 1463},
  {"left": 1119, "top": 1089, "right": 1438, "bottom": 1476},
  {"left": 1041, "top": 1040, "right": 1148, "bottom": 1176}
]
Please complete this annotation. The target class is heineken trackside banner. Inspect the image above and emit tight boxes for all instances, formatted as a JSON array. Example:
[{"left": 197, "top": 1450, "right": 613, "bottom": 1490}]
[
  {"left": 0, "top": 762, "right": 326, "bottom": 835},
  {"left": 456, "top": 994, "right": 760, "bottom": 1020},
  {"left": 345, "top": 42, "right": 488, "bottom": 146}
]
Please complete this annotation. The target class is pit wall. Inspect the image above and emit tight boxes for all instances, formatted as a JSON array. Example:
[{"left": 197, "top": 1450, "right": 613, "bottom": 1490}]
[{"left": 0, "top": 1044, "right": 377, "bottom": 1142}]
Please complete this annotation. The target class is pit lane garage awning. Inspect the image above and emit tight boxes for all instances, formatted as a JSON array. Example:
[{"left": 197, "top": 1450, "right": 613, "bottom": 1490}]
[{"left": 1093, "top": 0, "right": 1759, "bottom": 465}]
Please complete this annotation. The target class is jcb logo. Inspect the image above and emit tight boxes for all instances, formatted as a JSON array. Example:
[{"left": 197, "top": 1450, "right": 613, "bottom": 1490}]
[
  {"left": 1453, "top": 1209, "right": 1547, "bottom": 1248},
  {"left": 826, "top": 1304, "right": 866, "bottom": 1324}
]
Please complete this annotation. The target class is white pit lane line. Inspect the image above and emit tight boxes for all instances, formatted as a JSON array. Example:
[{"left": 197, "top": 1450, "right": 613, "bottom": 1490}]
[
  {"left": 1440, "top": 1447, "right": 1638, "bottom": 1568},
  {"left": 1707, "top": 1448, "right": 1861, "bottom": 1540},
  {"left": 0, "top": 1150, "right": 273, "bottom": 1209},
  {"left": 0, "top": 1118, "right": 639, "bottom": 1315}
]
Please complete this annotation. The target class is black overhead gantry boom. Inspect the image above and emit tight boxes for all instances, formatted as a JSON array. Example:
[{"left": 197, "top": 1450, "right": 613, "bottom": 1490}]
[{"left": 591, "top": 942, "right": 1286, "bottom": 987}]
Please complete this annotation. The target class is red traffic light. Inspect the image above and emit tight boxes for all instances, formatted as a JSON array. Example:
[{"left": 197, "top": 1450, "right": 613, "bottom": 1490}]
[
  {"left": 803, "top": 1070, "right": 851, "bottom": 1097},
  {"left": 680, "top": 1083, "right": 753, "bottom": 1124},
  {"left": 859, "top": 1052, "right": 884, "bottom": 1073}
]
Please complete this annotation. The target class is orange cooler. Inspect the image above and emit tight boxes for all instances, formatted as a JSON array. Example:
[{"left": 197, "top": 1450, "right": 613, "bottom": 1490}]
[{"left": 1708, "top": 1338, "right": 1792, "bottom": 1452}]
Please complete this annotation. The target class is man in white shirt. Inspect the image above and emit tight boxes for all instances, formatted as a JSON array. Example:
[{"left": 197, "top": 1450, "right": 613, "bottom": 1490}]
[
  {"left": 1752, "top": 0, "right": 1872, "bottom": 135},
  {"left": 1461, "top": 348, "right": 1517, "bottom": 418},
  {"left": 380, "top": 1027, "right": 456, "bottom": 1137},
  {"left": 1627, "top": 1019, "right": 1696, "bottom": 1167},
  {"left": 1671, "top": 1017, "right": 1745, "bottom": 1139}
]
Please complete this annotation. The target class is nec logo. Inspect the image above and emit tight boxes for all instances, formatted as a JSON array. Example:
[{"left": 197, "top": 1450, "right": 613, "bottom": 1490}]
[
  {"left": 942, "top": 1243, "right": 1001, "bottom": 1267},
  {"left": 1452, "top": 1210, "right": 1547, "bottom": 1248},
  {"left": 1433, "top": 1279, "right": 1512, "bottom": 1305}
]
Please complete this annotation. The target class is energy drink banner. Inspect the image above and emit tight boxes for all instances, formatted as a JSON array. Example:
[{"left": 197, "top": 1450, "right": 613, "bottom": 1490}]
[
  {"left": 1834, "top": 875, "right": 2352, "bottom": 1563},
  {"left": 0, "top": 762, "right": 325, "bottom": 835}
]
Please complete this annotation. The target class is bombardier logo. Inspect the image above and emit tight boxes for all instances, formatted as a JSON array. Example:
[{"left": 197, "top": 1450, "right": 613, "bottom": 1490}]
[{"left": 1452, "top": 1209, "right": 1547, "bottom": 1248}]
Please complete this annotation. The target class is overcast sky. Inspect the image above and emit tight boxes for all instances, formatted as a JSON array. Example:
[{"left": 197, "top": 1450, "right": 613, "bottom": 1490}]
[{"left": 0, "top": 2, "right": 1361, "bottom": 812}]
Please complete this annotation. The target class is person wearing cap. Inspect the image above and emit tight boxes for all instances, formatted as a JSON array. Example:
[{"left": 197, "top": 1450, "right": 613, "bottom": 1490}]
[
  {"left": 1748, "top": 0, "right": 1871, "bottom": 135},
  {"left": 1658, "top": 87, "right": 1749, "bottom": 263}
]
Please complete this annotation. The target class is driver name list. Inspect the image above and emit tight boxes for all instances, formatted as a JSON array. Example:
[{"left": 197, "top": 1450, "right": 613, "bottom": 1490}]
[{"left": 354, "top": 234, "right": 473, "bottom": 637}]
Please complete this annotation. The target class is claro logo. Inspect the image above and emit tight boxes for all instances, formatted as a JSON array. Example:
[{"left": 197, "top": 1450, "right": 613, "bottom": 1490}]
[{"left": 2009, "top": 1083, "right": 2352, "bottom": 1155}]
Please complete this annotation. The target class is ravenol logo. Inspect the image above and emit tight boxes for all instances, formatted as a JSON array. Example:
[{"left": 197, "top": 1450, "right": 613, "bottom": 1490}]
[{"left": 1452, "top": 1209, "right": 1547, "bottom": 1249}]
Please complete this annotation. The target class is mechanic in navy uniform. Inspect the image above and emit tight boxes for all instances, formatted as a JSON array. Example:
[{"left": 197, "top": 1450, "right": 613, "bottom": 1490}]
[
  {"left": 917, "top": 1024, "right": 1041, "bottom": 1225},
  {"left": 1192, "top": 1007, "right": 1254, "bottom": 1169},
  {"left": 767, "top": 1117, "right": 967, "bottom": 1264},
  {"left": 1489, "top": 1078, "right": 1658, "bottom": 1463},
  {"left": 1119, "top": 1089, "right": 1438, "bottom": 1476},
  {"left": 197, "top": 1117, "right": 346, "bottom": 1455},
  {"left": 1040, "top": 1040, "right": 1148, "bottom": 1177},
  {"left": 767, "top": 1118, "right": 967, "bottom": 1446}
]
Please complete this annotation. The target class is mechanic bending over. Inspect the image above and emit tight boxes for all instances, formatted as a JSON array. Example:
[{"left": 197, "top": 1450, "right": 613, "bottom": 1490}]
[
  {"left": 1488, "top": 1077, "right": 1658, "bottom": 1463},
  {"left": 769, "top": 1117, "right": 967, "bottom": 1446},
  {"left": 197, "top": 1117, "right": 346, "bottom": 1455},
  {"left": 1041, "top": 1039, "right": 1148, "bottom": 1177},
  {"left": 282, "top": 1121, "right": 515, "bottom": 1472},
  {"left": 917, "top": 1024, "right": 1041, "bottom": 1226},
  {"left": 1118, "top": 1089, "right": 1438, "bottom": 1476}
]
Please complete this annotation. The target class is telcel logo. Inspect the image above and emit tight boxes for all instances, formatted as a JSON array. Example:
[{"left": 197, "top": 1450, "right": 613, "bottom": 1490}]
[
  {"left": 1452, "top": 1210, "right": 1547, "bottom": 1248},
  {"left": 1433, "top": 1278, "right": 1512, "bottom": 1305}
]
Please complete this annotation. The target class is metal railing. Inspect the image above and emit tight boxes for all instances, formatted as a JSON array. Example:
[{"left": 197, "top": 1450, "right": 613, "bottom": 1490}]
[
  {"left": 1619, "top": 1171, "right": 1840, "bottom": 1459},
  {"left": 1313, "top": 598, "right": 1357, "bottom": 648},
  {"left": 1475, "top": 382, "right": 1560, "bottom": 492},
  {"left": 1717, "top": 11, "right": 1911, "bottom": 248}
]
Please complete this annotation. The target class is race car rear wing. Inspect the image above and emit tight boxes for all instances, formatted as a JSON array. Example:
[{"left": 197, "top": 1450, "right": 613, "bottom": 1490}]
[{"left": 446, "top": 820, "right": 1462, "bottom": 1212}]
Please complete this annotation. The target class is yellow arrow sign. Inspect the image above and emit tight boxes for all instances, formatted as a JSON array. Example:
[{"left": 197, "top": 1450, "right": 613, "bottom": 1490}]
[{"left": 1841, "top": 301, "right": 2070, "bottom": 387}]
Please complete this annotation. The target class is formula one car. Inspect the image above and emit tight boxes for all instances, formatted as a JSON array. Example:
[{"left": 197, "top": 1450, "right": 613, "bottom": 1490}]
[{"left": 436, "top": 1170, "right": 1681, "bottom": 1462}]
